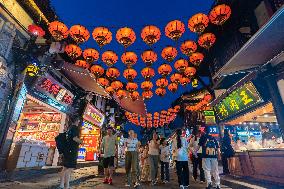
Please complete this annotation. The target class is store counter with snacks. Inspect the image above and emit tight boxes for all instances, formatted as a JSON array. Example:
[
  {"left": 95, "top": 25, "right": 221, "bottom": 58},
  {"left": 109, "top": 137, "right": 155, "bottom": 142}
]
[{"left": 230, "top": 148, "right": 284, "bottom": 184}]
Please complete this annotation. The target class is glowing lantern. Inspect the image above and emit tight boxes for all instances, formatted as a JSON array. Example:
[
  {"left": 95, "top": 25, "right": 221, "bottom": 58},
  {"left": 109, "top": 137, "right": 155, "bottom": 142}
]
[
  {"left": 165, "top": 20, "right": 185, "bottom": 41},
  {"left": 48, "top": 21, "right": 68, "bottom": 41},
  {"left": 97, "top": 77, "right": 110, "bottom": 88},
  {"left": 65, "top": 44, "right": 82, "bottom": 59},
  {"left": 174, "top": 59, "right": 189, "bottom": 73},
  {"left": 184, "top": 67, "right": 197, "bottom": 77},
  {"left": 83, "top": 48, "right": 99, "bottom": 63},
  {"left": 180, "top": 77, "right": 190, "bottom": 86},
  {"left": 26, "top": 63, "right": 39, "bottom": 77},
  {"left": 174, "top": 105, "right": 181, "bottom": 112},
  {"left": 156, "top": 78, "right": 169, "bottom": 88},
  {"left": 180, "top": 40, "right": 197, "bottom": 56},
  {"left": 141, "top": 67, "right": 155, "bottom": 80},
  {"left": 75, "top": 60, "right": 90, "bottom": 69},
  {"left": 198, "top": 33, "right": 216, "bottom": 49},
  {"left": 204, "top": 93, "right": 212, "bottom": 102},
  {"left": 209, "top": 4, "right": 231, "bottom": 25},
  {"left": 170, "top": 73, "right": 182, "bottom": 83},
  {"left": 106, "top": 67, "right": 120, "bottom": 80},
  {"left": 90, "top": 65, "right": 104, "bottom": 78},
  {"left": 28, "top": 24, "right": 45, "bottom": 37},
  {"left": 116, "top": 27, "right": 136, "bottom": 48},
  {"left": 142, "top": 90, "right": 153, "bottom": 99},
  {"left": 141, "top": 81, "right": 153, "bottom": 91},
  {"left": 123, "top": 68, "right": 137, "bottom": 81},
  {"left": 188, "top": 13, "right": 209, "bottom": 33},
  {"left": 111, "top": 80, "right": 123, "bottom": 91},
  {"left": 105, "top": 86, "right": 115, "bottom": 95},
  {"left": 158, "top": 64, "right": 172, "bottom": 77},
  {"left": 130, "top": 91, "right": 140, "bottom": 101},
  {"left": 190, "top": 52, "right": 204, "bottom": 66},
  {"left": 102, "top": 51, "right": 118, "bottom": 67},
  {"left": 92, "top": 27, "right": 112, "bottom": 47},
  {"left": 161, "top": 46, "right": 178, "bottom": 62},
  {"left": 126, "top": 82, "right": 138, "bottom": 92},
  {"left": 121, "top": 51, "right": 138, "bottom": 67},
  {"left": 69, "top": 25, "right": 90, "bottom": 43},
  {"left": 168, "top": 83, "right": 178, "bottom": 93},
  {"left": 141, "top": 25, "right": 161, "bottom": 46},
  {"left": 192, "top": 78, "right": 198, "bottom": 88},
  {"left": 141, "top": 50, "right": 157, "bottom": 66},
  {"left": 155, "top": 88, "right": 166, "bottom": 97},
  {"left": 116, "top": 89, "right": 126, "bottom": 99}
]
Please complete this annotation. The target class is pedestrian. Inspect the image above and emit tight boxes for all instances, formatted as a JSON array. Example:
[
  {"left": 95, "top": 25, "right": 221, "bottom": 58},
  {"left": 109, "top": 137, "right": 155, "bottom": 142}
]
[
  {"left": 148, "top": 132, "right": 160, "bottom": 185},
  {"left": 59, "top": 117, "right": 82, "bottom": 189},
  {"left": 160, "top": 138, "right": 170, "bottom": 183},
  {"left": 189, "top": 130, "right": 205, "bottom": 182},
  {"left": 172, "top": 129, "right": 190, "bottom": 189},
  {"left": 134, "top": 133, "right": 141, "bottom": 182},
  {"left": 124, "top": 130, "right": 140, "bottom": 187},
  {"left": 221, "top": 129, "right": 234, "bottom": 175},
  {"left": 101, "top": 127, "right": 117, "bottom": 185},
  {"left": 141, "top": 145, "right": 150, "bottom": 182},
  {"left": 195, "top": 126, "right": 221, "bottom": 189}
]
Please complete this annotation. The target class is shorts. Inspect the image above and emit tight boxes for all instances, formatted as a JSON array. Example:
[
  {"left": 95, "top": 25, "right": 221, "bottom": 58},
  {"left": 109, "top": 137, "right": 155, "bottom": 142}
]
[{"left": 103, "top": 156, "right": 115, "bottom": 168}]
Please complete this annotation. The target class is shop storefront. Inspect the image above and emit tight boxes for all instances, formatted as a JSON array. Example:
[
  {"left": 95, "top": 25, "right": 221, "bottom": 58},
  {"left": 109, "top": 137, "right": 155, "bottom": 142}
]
[
  {"left": 78, "top": 103, "right": 104, "bottom": 162},
  {"left": 6, "top": 74, "right": 74, "bottom": 169}
]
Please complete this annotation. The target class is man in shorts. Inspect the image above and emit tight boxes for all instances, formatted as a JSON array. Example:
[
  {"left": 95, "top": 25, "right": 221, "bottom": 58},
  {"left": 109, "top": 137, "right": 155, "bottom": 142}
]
[{"left": 101, "top": 127, "right": 117, "bottom": 185}]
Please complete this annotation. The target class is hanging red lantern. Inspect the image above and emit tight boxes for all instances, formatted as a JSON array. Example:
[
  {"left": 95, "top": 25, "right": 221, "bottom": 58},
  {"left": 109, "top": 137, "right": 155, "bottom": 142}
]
[
  {"left": 116, "top": 89, "right": 127, "bottom": 99},
  {"left": 198, "top": 33, "right": 216, "bottom": 49},
  {"left": 116, "top": 27, "right": 136, "bottom": 48},
  {"left": 180, "top": 77, "right": 190, "bottom": 86},
  {"left": 28, "top": 24, "right": 45, "bottom": 37},
  {"left": 48, "top": 21, "right": 69, "bottom": 41},
  {"left": 130, "top": 91, "right": 140, "bottom": 101},
  {"left": 102, "top": 51, "right": 118, "bottom": 67},
  {"left": 92, "top": 27, "right": 112, "bottom": 47},
  {"left": 141, "top": 50, "right": 158, "bottom": 66},
  {"left": 156, "top": 78, "right": 169, "bottom": 88},
  {"left": 165, "top": 20, "right": 185, "bottom": 41},
  {"left": 90, "top": 65, "right": 104, "bottom": 78},
  {"left": 174, "top": 105, "right": 181, "bottom": 112},
  {"left": 65, "top": 44, "right": 82, "bottom": 59},
  {"left": 209, "top": 4, "right": 232, "bottom": 25},
  {"left": 141, "top": 81, "right": 153, "bottom": 91},
  {"left": 123, "top": 68, "right": 137, "bottom": 81},
  {"left": 168, "top": 83, "right": 178, "bottom": 93},
  {"left": 141, "top": 67, "right": 155, "bottom": 80},
  {"left": 155, "top": 88, "right": 166, "bottom": 97},
  {"left": 69, "top": 25, "right": 90, "bottom": 43},
  {"left": 142, "top": 90, "right": 153, "bottom": 99},
  {"left": 105, "top": 86, "right": 115, "bottom": 95},
  {"left": 111, "top": 80, "right": 123, "bottom": 91},
  {"left": 161, "top": 46, "right": 178, "bottom": 62},
  {"left": 83, "top": 48, "right": 99, "bottom": 63},
  {"left": 126, "top": 82, "right": 138, "bottom": 92},
  {"left": 121, "top": 51, "right": 138, "bottom": 68},
  {"left": 158, "top": 64, "right": 172, "bottom": 77},
  {"left": 75, "top": 60, "right": 90, "bottom": 69},
  {"left": 97, "top": 77, "right": 110, "bottom": 88},
  {"left": 170, "top": 73, "right": 182, "bottom": 84},
  {"left": 141, "top": 25, "right": 161, "bottom": 46},
  {"left": 174, "top": 59, "right": 189, "bottom": 73},
  {"left": 106, "top": 67, "right": 120, "bottom": 80},
  {"left": 188, "top": 13, "right": 209, "bottom": 33},
  {"left": 204, "top": 93, "right": 212, "bottom": 102},
  {"left": 180, "top": 40, "right": 197, "bottom": 56},
  {"left": 184, "top": 67, "right": 197, "bottom": 77},
  {"left": 190, "top": 52, "right": 204, "bottom": 66}
]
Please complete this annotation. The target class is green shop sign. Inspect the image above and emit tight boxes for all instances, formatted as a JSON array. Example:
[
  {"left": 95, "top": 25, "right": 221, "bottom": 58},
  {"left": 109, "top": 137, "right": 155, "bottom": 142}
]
[{"left": 214, "top": 82, "right": 263, "bottom": 121}]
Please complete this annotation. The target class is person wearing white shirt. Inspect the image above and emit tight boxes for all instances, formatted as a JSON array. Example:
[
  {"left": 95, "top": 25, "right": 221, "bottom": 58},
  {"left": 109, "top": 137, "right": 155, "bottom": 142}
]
[
  {"left": 148, "top": 132, "right": 160, "bottom": 185},
  {"left": 160, "top": 138, "right": 170, "bottom": 183}
]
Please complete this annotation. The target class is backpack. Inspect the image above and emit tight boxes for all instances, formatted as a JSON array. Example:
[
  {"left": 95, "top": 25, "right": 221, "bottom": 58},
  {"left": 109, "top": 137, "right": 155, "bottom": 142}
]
[
  {"left": 204, "top": 136, "right": 217, "bottom": 156},
  {"left": 55, "top": 132, "right": 67, "bottom": 154}
]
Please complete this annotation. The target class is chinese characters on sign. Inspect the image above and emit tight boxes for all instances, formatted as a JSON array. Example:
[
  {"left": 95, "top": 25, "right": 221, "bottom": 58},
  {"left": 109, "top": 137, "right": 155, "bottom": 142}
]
[
  {"left": 214, "top": 82, "right": 262, "bottom": 121},
  {"left": 204, "top": 110, "right": 216, "bottom": 125},
  {"left": 83, "top": 104, "right": 105, "bottom": 127}
]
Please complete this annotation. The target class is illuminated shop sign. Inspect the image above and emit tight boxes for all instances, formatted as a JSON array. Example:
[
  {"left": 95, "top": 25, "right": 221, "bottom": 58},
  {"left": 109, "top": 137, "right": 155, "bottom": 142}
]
[
  {"left": 83, "top": 104, "right": 105, "bottom": 127},
  {"left": 204, "top": 110, "right": 216, "bottom": 125},
  {"left": 214, "top": 82, "right": 262, "bottom": 121}
]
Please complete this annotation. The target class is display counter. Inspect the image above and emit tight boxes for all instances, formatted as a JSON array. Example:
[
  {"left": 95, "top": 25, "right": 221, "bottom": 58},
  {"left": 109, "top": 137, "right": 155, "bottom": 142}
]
[{"left": 230, "top": 148, "right": 284, "bottom": 184}]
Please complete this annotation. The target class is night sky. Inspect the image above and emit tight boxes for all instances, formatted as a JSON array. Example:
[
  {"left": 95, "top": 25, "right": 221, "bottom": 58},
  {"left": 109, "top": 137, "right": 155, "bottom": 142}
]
[{"left": 50, "top": 0, "right": 213, "bottom": 137}]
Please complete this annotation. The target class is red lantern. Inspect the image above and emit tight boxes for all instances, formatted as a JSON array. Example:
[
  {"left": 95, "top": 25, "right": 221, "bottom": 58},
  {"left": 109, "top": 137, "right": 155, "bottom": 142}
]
[
  {"left": 190, "top": 52, "right": 204, "bottom": 66},
  {"left": 75, "top": 60, "right": 90, "bottom": 69},
  {"left": 156, "top": 78, "right": 169, "bottom": 88},
  {"left": 198, "top": 33, "right": 216, "bottom": 49},
  {"left": 106, "top": 86, "right": 115, "bottom": 95},
  {"left": 121, "top": 51, "right": 138, "bottom": 68},
  {"left": 123, "top": 68, "right": 138, "bottom": 81},
  {"left": 69, "top": 25, "right": 90, "bottom": 43},
  {"left": 106, "top": 67, "right": 120, "bottom": 80},
  {"left": 180, "top": 40, "right": 197, "bottom": 56},
  {"left": 188, "top": 13, "right": 209, "bottom": 33},
  {"left": 170, "top": 73, "right": 182, "bottom": 84},
  {"left": 174, "top": 59, "right": 189, "bottom": 73},
  {"left": 180, "top": 77, "right": 190, "bottom": 86},
  {"left": 161, "top": 46, "right": 178, "bottom": 62},
  {"left": 92, "top": 27, "right": 112, "bottom": 47},
  {"left": 116, "top": 89, "right": 127, "bottom": 99},
  {"left": 65, "top": 44, "right": 82, "bottom": 59},
  {"left": 97, "top": 77, "right": 110, "bottom": 88},
  {"left": 90, "top": 65, "right": 104, "bottom": 78},
  {"left": 126, "top": 82, "right": 138, "bottom": 92},
  {"left": 141, "top": 67, "right": 155, "bottom": 80},
  {"left": 168, "top": 83, "right": 178, "bottom": 93},
  {"left": 142, "top": 90, "right": 153, "bottom": 99},
  {"left": 111, "top": 80, "right": 123, "bottom": 91},
  {"left": 116, "top": 27, "right": 136, "bottom": 48},
  {"left": 83, "top": 48, "right": 99, "bottom": 63},
  {"left": 155, "top": 88, "right": 166, "bottom": 97},
  {"left": 209, "top": 4, "right": 232, "bottom": 25},
  {"left": 141, "top": 81, "right": 153, "bottom": 91},
  {"left": 102, "top": 51, "right": 118, "bottom": 67},
  {"left": 165, "top": 20, "right": 185, "bottom": 41},
  {"left": 141, "top": 50, "right": 158, "bottom": 66},
  {"left": 28, "top": 24, "right": 45, "bottom": 37},
  {"left": 130, "top": 91, "right": 140, "bottom": 101},
  {"left": 184, "top": 67, "right": 197, "bottom": 77},
  {"left": 141, "top": 25, "right": 161, "bottom": 46},
  {"left": 48, "top": 21, "right": 68, "bottom": 41},
  {"left": 204, "top": 94, "right": 212, "bottom": 102},
  {"left": 158, "top": 64, "right": 172, "bottom": 77}
]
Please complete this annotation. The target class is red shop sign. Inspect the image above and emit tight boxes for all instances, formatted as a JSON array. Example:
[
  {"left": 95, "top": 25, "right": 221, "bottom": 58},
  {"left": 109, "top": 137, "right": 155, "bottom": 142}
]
[{"left": 83, "top": 104, "right": 105, "bottom": 127}]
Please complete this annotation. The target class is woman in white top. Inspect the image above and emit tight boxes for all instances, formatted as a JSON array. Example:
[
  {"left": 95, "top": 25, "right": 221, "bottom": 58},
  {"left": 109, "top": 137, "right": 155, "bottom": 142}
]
[
  {"left": 172, "top": 129, "right": 189, "bottom": 189},
  {"left": 148, "top": 132, "right": 160, "bottom": 185}
]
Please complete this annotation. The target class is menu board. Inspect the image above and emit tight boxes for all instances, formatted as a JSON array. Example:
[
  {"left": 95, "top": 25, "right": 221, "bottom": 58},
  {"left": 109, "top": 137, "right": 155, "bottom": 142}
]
[{"left": 214, "top": 82, "right": 262, "bottom": 121}]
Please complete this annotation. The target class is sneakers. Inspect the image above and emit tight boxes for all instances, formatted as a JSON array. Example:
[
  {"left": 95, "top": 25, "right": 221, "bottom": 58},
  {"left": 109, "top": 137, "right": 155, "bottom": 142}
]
[
  {"left": 180, "top": 185, "right": 184, "bottom": 189},
  {"left": 103, "top": 178, "right": 108, "bottom": 184},
  {"left": 108, "top": 178, "right": 113, "bottom": 185},
  {"left": 206, "top": 183, "right": 213, "bottom": 189},
  {"left": 134, "top": 182, "right": 140, "bottom": 188}
]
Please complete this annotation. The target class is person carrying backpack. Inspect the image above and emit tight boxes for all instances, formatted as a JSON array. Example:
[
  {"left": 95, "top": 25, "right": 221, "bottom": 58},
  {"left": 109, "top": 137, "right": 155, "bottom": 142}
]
[{"left": 195, "top": 127, "right": 221, "bottom": 189}]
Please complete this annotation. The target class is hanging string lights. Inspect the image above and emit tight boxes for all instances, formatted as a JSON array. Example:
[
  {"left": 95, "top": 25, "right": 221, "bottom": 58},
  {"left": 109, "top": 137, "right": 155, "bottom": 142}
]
[
  {"left": 116, "top": 27, "right": 136, "bottom": 48},
  {"left": 141, "top": 25, "right": 161, "bottom": 46},
  {"left": 92, "top": 27, "right": 112, "bottom": 47}
]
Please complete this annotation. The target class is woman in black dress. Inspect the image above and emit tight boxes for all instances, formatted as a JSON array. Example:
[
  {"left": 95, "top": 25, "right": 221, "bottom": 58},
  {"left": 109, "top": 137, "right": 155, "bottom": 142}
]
[
  {"left": 221, "top": 129, "right": 234, "bottom": 175},
  {"left": 59, "top": 117, "right": 82, "bottom": 189}
]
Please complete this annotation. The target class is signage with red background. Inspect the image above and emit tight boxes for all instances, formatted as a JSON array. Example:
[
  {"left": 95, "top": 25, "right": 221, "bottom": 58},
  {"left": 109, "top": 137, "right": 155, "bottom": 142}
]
[{"left": 83, "top": 104, "right": 105, "bottom": 127}]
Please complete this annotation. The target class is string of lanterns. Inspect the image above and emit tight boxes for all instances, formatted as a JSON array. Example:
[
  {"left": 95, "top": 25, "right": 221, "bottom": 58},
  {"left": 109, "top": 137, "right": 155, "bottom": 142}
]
[{"left": 185, "top": 93, "right": 213, "bottom": 111}]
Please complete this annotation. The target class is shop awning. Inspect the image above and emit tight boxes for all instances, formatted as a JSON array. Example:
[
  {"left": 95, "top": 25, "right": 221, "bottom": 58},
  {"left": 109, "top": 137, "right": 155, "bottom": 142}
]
[{"left": 213, "top": 7, "right": 284, "bottom": 79}]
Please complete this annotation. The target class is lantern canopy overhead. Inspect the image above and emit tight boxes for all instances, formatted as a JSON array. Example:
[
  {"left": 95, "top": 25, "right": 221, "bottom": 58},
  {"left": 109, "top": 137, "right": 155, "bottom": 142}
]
[
  {"left": 141, "top": 25, "right": 161, "bottom": 46},
  {"left": 156, "top": 78, "right": 169, "bottom": 88},
  {"left": 209, "top": 4, "right": 232, "bottom": 25},
  {"left": 69, "top": 25, "right": 90, "bottom": 43},
  {"left": 116, "top": 27, "right": 136, "bottom": 48},
  {"left": 155, "top": 88, "right": 166, "bottom": 97},
  {"left": 92, "top": 27, "right": 112, "bottom": 47},
  {"left": 170, "top": 73, "right": 182, "bottom": 83},
  {"left": 142, "top": 90, "right": 153, "bottom": 99},
  {"left": 188, "top": 13, "right": 209, "bottom": 33}
]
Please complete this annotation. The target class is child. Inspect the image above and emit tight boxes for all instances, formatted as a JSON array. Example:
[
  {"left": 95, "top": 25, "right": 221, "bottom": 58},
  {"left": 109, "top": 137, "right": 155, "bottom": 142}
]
[{"left": 141, "top": 146, "right": 151, "bottom": 182}]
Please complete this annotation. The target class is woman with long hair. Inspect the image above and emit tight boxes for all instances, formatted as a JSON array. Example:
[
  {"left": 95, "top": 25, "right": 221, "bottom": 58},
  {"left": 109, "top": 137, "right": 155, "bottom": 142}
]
[
  {"left": 148, "top": 132, "right": 160, "bottom": 185},
  {"left": 173, "top": 129, "right": 190, "bottom": 189},
  {"left": 221, "top": 129, "right": 235, "bottom": 175}
]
